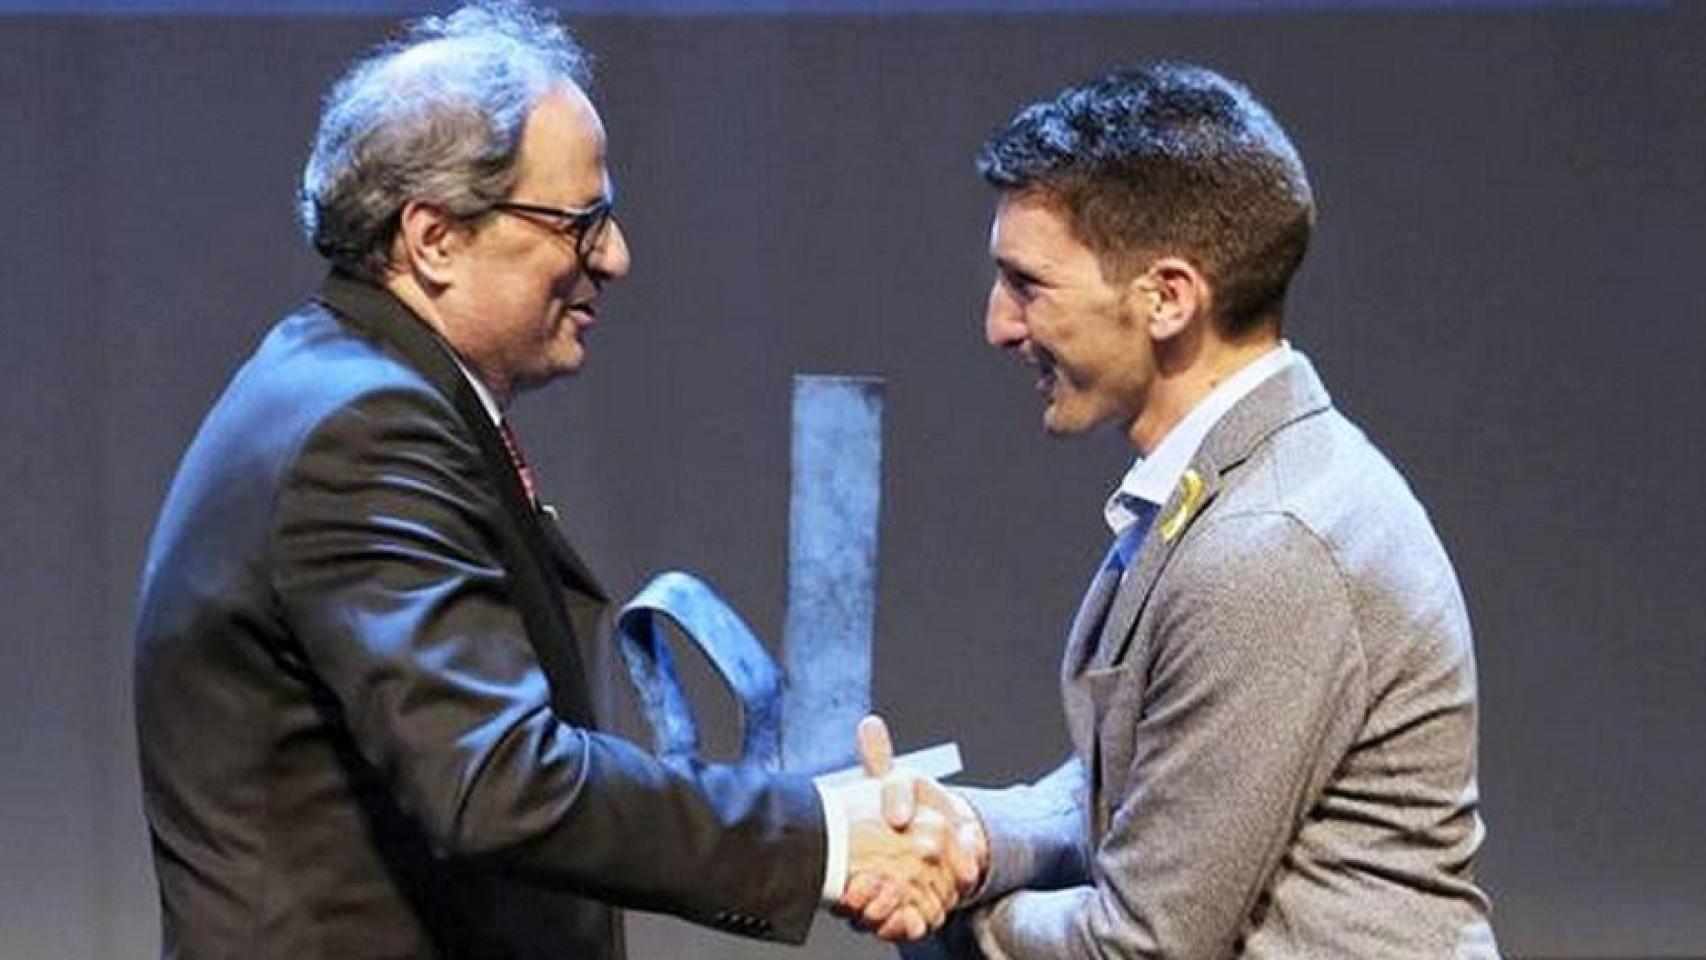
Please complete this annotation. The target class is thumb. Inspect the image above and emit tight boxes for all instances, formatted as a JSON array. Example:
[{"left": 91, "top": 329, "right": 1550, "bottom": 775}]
[
  {"left": 881, "top": 771, "right": 917, "bottom": 828},
  {"left": 858, "top": 714, "right": 895, "bottom": 778}
]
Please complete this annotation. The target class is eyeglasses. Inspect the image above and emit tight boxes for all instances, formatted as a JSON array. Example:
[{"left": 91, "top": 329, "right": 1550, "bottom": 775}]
[{"left": 486, "top": 193, "right": 617, "bottom": 262}]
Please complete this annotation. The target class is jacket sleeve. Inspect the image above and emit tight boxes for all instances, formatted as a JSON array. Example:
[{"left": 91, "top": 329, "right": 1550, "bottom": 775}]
[
  {"left": 972, "top": 512, "right": 1367, "bottom": 960},
  {"left": 962, "top": 758, "right": 1093, "bottom": 901},
  {"left": 897, "top": 758, "right": 1091, "bottom": 960},
  {"left": 268, "top": 385, "right": 825, "bottom": 943}
]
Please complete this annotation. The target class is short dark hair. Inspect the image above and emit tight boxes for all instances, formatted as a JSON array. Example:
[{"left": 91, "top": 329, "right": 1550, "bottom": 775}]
[
  {"left": 299, "top": 1, "right": 591, "bottom": 280},
  {"left": 978, "top": 63, "right": 1315, "bottom": 334}
]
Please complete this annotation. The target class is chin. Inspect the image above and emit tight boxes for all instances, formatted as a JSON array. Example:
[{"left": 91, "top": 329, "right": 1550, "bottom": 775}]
[
  {"left": 1041, "top": 403, "right": 1104, "bottom": 438},
  {"left": 1042, "top": 411, "right": 1083, "bottom": 437},
  {"left": 516, "top": 358, "right": 582, "bottom": 393},
  {"left": 545, "top": 345, "right": 587, "bottom": 377}
]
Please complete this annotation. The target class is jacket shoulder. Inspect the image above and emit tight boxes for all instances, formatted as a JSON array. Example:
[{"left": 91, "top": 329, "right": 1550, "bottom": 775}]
[
  {"left": 241, "top": 302, "right": 454, "bottom": 436},
  {"left": 141, "top": 303, "right": 468, "bottom": 586}
]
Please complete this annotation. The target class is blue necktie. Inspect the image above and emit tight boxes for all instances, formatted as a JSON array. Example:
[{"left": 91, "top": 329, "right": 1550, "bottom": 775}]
[
  {"left": 1107, "top": 495, "right": 1158, "bottom": 578},
  {"left": 1071, "top": 498, "right": 1157, "bottom": 673}
]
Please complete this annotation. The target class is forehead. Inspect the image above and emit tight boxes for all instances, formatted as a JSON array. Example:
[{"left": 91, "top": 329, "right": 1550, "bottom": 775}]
[
  {"left": 989, "top": 192, "right": 1093, "bottom": 270},
  {"left": 513, "top": 84, "right": 610, "bottom": 202}
]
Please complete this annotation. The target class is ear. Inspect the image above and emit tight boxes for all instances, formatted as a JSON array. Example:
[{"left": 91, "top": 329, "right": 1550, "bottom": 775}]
[
  {"left": 393, "top": 200, "right": 462, "bottom": 288},
  {"left": 1130, "top": 257, "right": 1212, "bottom": 343}
]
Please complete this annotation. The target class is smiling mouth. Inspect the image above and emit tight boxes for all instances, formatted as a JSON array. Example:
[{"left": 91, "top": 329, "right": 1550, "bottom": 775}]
[{"left": 1028, "top": 349, "right": 1057, "bottom": 398}]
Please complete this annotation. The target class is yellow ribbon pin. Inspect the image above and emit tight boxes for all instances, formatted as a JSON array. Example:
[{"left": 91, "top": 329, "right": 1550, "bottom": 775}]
[{"left": 1159, "top": 468, "right": 1205, "bottom": 543}]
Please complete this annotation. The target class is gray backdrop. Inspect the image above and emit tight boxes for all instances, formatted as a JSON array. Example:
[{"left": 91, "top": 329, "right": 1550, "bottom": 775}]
[{"left": 1, "top": 4, "right": 1701, "bottom": 958}]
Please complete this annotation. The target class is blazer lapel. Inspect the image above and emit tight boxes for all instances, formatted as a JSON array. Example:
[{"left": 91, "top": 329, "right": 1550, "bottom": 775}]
[
  {"left": 1083, "top": 475, "right": 1216, "bottom": 676},
  {"left": 1094, "top": 356, "right": 1335, "bottom": 669},
  {"left": 1058, "top": 544, "right": 1127, "bottom": 761},
  {"left": 315, "top": 271, "right": 602, "bottom": 727},
  {"left": 1062, "top": 546, "right": 1124, "bottom": 678},
  {"left": 537, "top": 508, "right": 609, "bottom": 603}
]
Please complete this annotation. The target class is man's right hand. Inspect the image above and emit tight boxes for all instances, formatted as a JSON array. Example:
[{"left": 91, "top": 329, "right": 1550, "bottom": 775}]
[{"left": 832, "top": 716, "right": 989, "bottom": 941}]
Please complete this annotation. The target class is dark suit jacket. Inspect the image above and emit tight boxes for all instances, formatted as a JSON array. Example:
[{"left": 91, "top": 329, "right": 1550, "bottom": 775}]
[{"left": 134, "top": 273, "right": 825, "bottom": 959}]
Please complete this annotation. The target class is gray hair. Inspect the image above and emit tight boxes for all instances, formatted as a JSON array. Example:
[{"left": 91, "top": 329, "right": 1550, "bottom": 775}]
[{"left": 298, "top": 1, "right": 591, "bottom": 280}]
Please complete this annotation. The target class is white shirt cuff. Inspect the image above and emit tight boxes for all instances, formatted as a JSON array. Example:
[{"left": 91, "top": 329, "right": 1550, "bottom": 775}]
[{"left": 814, "top": 779, "right": 850, "bottom": 904}]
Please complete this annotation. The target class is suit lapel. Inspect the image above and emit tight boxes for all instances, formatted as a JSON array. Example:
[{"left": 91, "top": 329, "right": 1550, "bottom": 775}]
[
  {"left": 315, "top": 271, "right": 605, "bottom": 727},
  {"left": 1093, "top": 356, "right": 1335, "bottom": 669},
  {"left": 1062, "top": 547, "right": 1124, "bottom": 679},
  {"left": 537, "top": 509, "right": 609, "bottom": 603},
  {"left": 1090, "top": 474, "right": 1221, "bottom": 671}
]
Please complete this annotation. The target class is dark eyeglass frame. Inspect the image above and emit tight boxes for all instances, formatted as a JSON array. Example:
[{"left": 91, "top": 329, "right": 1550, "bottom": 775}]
[{"left": 485, "top": 193, "right": 617, "bottom": 261}]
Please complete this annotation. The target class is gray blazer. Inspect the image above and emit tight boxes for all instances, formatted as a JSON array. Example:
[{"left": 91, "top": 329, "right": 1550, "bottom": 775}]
[{"left": 953, "top": 357, "right": 1499, "bottom": 959}]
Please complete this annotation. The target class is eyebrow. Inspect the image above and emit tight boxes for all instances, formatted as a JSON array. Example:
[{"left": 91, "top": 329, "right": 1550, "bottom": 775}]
[{"left": 994, "top": 257, "right": 1042, "bottom": 283}]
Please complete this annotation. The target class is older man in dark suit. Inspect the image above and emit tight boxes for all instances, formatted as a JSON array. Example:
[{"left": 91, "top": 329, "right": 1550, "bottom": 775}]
[{"left": 133, "top": 4, "right": 971, "bottom": 957}]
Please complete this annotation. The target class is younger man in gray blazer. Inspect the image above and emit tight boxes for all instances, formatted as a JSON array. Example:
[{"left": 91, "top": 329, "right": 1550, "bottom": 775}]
[{"left": 864, "top": 63, "right": 1500, "bottom": 959}]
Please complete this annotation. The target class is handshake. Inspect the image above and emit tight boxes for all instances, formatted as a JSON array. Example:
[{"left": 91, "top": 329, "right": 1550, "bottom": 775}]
[{"left": 823, "top": 716, "right": 989, "bottom": 942}]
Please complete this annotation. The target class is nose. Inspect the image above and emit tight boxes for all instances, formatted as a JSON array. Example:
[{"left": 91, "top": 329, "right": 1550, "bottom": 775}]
[
  {"left": 985, "top": 281, "right": 1025, "bottom": 348},
  {"left": 590, "top": 218, "right": 632, "bottom": 280}
]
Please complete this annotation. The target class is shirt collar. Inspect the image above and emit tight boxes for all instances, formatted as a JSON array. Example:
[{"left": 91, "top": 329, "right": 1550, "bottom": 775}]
[
  {"left": 450, "top": 354, "right": 504, "bottom": 427},
  {"left": 1104, "top": 341, "right": 1294, "bottom": 534}
]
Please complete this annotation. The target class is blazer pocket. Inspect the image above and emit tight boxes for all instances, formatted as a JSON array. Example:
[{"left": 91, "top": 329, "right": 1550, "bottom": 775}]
[{"left": 1083, "top": 662, "right": 1144, "bottom": 817}]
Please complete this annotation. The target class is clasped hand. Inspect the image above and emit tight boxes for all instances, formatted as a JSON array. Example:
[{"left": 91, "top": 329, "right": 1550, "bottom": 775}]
[{"left": 828, "top": 716, "right": 988, "bottom": 941}]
